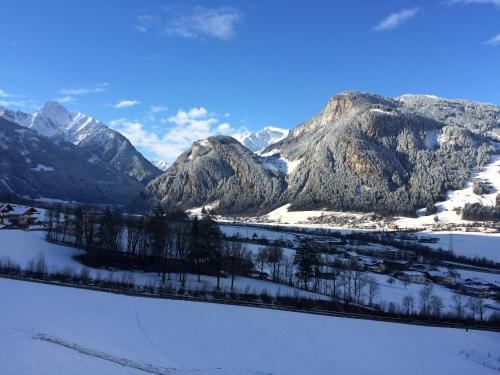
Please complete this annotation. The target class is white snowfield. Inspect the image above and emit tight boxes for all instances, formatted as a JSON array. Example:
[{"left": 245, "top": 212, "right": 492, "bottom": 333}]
[
  {"left": 0, "top": 230, "right": 322, "bottom": 300},
  {"left": 418, "top": 231, "right": 500, "bottom": 263},
  {"left": 0, "top": 277, "right": 499, "bottom": 375},
  {"left": 0, "top": 228, "right": 497, "bottom": 318}
]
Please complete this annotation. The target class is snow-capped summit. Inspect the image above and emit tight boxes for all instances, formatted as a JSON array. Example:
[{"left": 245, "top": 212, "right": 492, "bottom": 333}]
[
  {"left": 0, "top": 102, "right": 161, "bottom": 184},
  {"left": 240, "top": 126, "right": 289, "bottom": 153},
  {"left": 29, "top": 101, "right": 72, "bottom": 137},
  {"left": 152, "top": 160, "right": 170, "bottom": 171}
]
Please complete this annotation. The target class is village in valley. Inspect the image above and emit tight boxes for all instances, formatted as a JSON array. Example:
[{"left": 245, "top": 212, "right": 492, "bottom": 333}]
[{"left": 1, "top": 199, "right": 499, "bottom": 323}]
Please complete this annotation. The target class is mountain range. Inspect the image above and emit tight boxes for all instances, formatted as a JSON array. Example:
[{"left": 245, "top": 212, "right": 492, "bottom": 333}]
[
  {"left": 142, "top": 92, "right": 499, "bottom": 215},
  {"left": 1, "top": 92, "right": 499, "bottom": 216},
  {"left": 0, "top": 102, "right": 160, "bottom": 204}
]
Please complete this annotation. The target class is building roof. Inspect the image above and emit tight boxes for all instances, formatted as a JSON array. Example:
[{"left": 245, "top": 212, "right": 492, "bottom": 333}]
[
  {"left": 8, "top": 205, "right": 39, "bottom": 217},
  {"left": 401, "top": 271, "right": 426, "bottom": 277}
]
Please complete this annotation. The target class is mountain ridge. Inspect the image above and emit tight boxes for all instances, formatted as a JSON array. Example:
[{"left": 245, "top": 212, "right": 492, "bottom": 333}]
[
  {"left": 0, "top": 102, "right": 161, "bottom": 184},
  {"left": 143, "top": 91, "right": 499, "bottom": 215}
]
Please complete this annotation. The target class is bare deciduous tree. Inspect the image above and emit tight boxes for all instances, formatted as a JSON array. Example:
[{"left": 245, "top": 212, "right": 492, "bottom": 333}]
[
  {"left": 367, "top": 276, "right": 380, "bottom": 306},
  {"left": 402, "top": 294, "right": 415, "bottom": 315}
]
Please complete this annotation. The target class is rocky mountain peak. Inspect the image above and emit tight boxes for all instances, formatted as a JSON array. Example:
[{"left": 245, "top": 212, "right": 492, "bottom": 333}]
[
  {"left": 29, "top": 101, "right": 72, "bottom": 137},
  {"left": 289, "top": 91, "right": 400, "bottom": 138},
  {"left": 240, "top": 126, "right": 289, "bottom": 153}
]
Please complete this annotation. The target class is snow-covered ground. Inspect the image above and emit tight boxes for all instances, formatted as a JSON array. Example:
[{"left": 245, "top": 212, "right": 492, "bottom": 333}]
[
  {"left": 396, "top": 154, "right": 500, "bottom": 228},
  {"left": 419, "top": 231, "right": 500, "bottom": 263},
  {"left": 0, "top": 230, "right": 322, "bottom": 299},
  {"left": 366, "top": 272, "right": 499, "bottom": 316},
  {"left": 1, "top": 277, "right": 498, "bottom": 375},
  {"left": 220, "top": 223, "right": 300, "bottom": 242},
  {"left": 262, "top": 203, "right": 380, "bottom": 231}
]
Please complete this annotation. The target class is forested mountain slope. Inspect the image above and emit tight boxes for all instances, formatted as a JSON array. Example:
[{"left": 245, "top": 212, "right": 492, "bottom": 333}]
[{"left": 144, "top": 92, "right": 499, "bottom": 215}]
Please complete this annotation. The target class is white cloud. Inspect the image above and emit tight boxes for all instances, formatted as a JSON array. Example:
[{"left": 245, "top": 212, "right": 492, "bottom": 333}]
[
  {"left": 448, "top": 0, "right": 500, "bottom": 6},
  {"left": 54, "top": 96, "right": 76, "bottom": 104},
  {"left": 0, "top": 89, "right": 12, "bottom": 97},
  {"left": 374, "top": 7, "right": 420, "bottom": 31},
  {"left": 135, "top": 6, "right": 242, "bottom": 41},
  {"left": 60, "top": 83, "right": 108, "bottom": 96},
  {"left": 0, "top": 100, "right": 28, "bottom": 108},
  {"left": 165, "top": 6, "right": 241, "bottom": 40},
  {"left": 134, "top": 14, "right": 157, "bottom": 33},
  {"left": 485, "top": 33, "right": 500, "bottom": 46},
  {"left": 109, "top": 107, "right": 247, "bottom": 161},
  {"left": 149, "top": 105, "right": 168, "bottom": 113},
  {"left": 114, "top": 100, "right": 140, "bottom": 109}
]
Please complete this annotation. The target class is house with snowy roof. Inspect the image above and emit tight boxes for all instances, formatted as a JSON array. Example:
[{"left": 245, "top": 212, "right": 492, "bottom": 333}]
[
  {"left": 396, "top": 270, "right": 428, "bottom": 284},
  {"left": 3, "top": 205, "right": 40, "bottom": 227},
  {"left": 0, "top": 203, "right": 15, "bottom": 224}
]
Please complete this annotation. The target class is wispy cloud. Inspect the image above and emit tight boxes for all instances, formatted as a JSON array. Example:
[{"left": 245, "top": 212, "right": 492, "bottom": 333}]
[
  {"left": 135, "top": 6, "right": 242, "bottom": 41},
  {"left": 447, "top": 0, "right": 500, "bottom": 7},
  {"left": 54, "top": 96, "right": 77, "bottom": 104},
  {"left": 114, "top": 100, "right": 140, "bottom": 109},
  {"left": 60, "top": 83, "right": 108, "bottom": 96},
  {"left": 485, "top": 33, "right": 500, "bottom": 46},
  {"left": 374, "top": 7, "right": 420, "bottom": 31},
  {"left": 109, "top": 106, "right": 247, "bottom": 161},
  {"left": 0, "top": 89, "right": 12, "bottom": 97},
  {"left": 134, "top": 14, "right": 157, "bottom": 33},
  {"left": 0, "top": 100, "right": 30, "bottom": 108},
  {"left": 149, "top": 105, "right": 168, "bottom": 113}
]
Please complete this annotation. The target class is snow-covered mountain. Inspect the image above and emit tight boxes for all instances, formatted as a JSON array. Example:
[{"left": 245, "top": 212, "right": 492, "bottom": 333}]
[
  {"left": 240, "top": 126, "right": 288, "bottom": 153},
  {"left": 0, "top": 102, "right": 161, "bottom": 184},
  {"left": 0, "top": 117, "right": 143, "bottom": 203},
  {"left": 151, "top": 160, "right": 170, "bottom": 172},
  {"left": 140, "top": 136, "right": 285, "bottom": 213},
  {"left": 143, "top": 91, "right": 500, "bottom": 215}
]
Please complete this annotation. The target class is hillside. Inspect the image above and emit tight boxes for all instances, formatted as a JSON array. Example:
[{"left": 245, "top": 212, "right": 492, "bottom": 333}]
[
  {"left": 1, "top": 277, "right": 498, "bottom": 375},
  {"left": 141, "top": 136, "right": 286, "bottom": 214},
  {"left": 0, "top": 117, "right": 143, "bottom": 204},
  {"left": 0, "top": 102, "right": 161, "bottom": 184},
  {"left": 145, "top": 92, "right": 499, "bottom": 215}
]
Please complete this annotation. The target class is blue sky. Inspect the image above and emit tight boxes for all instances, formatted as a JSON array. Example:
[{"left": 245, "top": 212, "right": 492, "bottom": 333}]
[{"left": 1, "top": 0, "right": 499, "bottom": 161}]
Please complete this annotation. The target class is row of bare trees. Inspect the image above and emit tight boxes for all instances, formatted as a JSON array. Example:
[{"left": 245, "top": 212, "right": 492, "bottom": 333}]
[
  {"left": 46, "top": 206, "right": 254, "bottom": 290},
  {"left": 400, "top": 285, "right": 487, "bottom": 321}
]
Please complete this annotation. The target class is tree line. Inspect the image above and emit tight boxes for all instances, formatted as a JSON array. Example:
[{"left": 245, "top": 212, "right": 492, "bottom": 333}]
[{"left": 46, "top": 206, "right": 253, "bottom": 290}]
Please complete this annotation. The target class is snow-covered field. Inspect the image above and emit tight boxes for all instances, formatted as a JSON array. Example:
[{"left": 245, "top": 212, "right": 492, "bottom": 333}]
[
  {"left": 367, "top": 271, "right": 499, "bottom": 315},
  {"left": 0, "top": 230, "right": 322, "bottom": 299},
  {"left": 1, "top": 277, "right": 498, "bottom": 375},
  {"left": 220, "top": 223, "right": 300, "bottom": 242},
  {"left": 420, "top": 231, "right": 500, "bottom": 263}
]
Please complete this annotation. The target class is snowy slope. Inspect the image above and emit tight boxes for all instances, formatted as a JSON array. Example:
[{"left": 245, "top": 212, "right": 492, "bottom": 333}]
[
  {"left": 395, "top": 152, "right": 500, "bottom": 228},
  {"left": 0, "top": 230, "right": 322, "bottom": 299},
  {"left": 240, "top": 126, "right": 289, "bottom": 153},
  {"left": 1, "top": 277, "right": 499, "bottom": 375},
  {"left": 0, "top": 102, "right": 160, "bottom": 184},
  {"left": 419, "top": 231, "right": 500, "bottom": 262}
]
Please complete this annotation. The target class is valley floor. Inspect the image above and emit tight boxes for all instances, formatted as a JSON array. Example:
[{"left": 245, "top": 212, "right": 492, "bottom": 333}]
[{"left": 0, "top": 277, "right": 499, "bottom": 375}]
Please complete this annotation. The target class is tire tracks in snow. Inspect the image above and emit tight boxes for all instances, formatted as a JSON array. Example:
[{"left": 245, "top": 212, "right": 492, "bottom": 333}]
[
  {"left": 134, "top": 299, "right": 186, "bottom": 369},
  {"left": 32, "top": 333, "right": 223, "bottom": 374}
]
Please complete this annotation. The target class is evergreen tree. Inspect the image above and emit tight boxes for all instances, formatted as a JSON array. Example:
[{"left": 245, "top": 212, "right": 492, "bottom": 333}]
[
  {"left": 188, "top": 216, "right": 204, "bottom": 282},
  {"left": 293, "top": 242, "right": 317, "bottom": 289}
]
